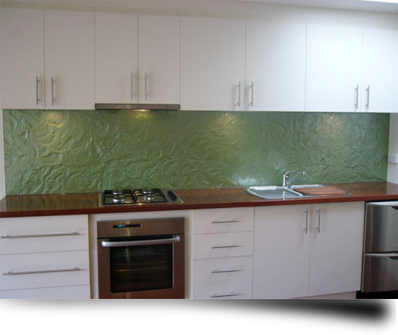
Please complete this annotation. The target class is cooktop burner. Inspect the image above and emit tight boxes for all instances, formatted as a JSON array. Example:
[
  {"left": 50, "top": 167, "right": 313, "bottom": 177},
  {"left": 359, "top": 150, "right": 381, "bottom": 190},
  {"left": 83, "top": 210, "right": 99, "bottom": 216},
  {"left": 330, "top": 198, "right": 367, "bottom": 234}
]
[{"left": 101, "top": 188, "right": 183, "bottom": 206}]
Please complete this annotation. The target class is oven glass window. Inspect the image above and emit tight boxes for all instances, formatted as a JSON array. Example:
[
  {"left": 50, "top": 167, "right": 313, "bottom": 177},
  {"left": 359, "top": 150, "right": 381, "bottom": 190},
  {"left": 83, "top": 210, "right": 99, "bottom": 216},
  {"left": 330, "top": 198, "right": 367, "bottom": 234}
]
[{"left": 110, "top": 243, "right": 173, "bottom": 293}]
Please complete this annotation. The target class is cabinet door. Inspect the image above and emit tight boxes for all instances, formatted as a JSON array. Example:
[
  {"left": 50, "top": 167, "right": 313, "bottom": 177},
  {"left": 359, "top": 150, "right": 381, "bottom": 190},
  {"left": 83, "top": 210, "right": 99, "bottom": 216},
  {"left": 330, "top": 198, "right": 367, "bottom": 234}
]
[
  {"left": 95, "top": 13, "right": 138, "bottom": 104},
  {"left": 362, "top": 28, "right": 398, "bottom": 113},
  {"left": 138, "top": 15, "right": 180, "bottom": 104},
  {"left": 306, "top": 25, "right": 362, "bottom": 112},
  {"left": 309, "top": 202, "right": 364, "bottom": 296},
  {"left": 246, "top": 21, "right": 306, "bottom": 111},
  {"left": 1, "top": 8, "right": 45, "bottom": 109},
  {"left": 181, "top": 17, "right": 245, "bottom": 111},
  {"left": 45, "top": 10, "right": 94, "bottom": 109},
  {"left": 253, "top": 205, "right": 310, "bottom": 299}
]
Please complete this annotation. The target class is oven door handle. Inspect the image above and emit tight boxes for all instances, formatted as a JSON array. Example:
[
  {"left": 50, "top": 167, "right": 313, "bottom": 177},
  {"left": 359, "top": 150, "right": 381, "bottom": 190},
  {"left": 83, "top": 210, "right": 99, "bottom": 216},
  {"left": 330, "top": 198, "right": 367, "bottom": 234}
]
[{"left": 100, "top": 235, "right": 180, "bottom": 248}]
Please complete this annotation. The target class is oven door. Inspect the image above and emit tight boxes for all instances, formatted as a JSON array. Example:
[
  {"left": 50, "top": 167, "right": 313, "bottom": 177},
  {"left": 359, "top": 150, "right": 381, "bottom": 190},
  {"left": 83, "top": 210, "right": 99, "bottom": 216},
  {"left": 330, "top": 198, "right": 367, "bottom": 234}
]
[{"left": 97, "top": 235, "right": 185, "bottom": 299}]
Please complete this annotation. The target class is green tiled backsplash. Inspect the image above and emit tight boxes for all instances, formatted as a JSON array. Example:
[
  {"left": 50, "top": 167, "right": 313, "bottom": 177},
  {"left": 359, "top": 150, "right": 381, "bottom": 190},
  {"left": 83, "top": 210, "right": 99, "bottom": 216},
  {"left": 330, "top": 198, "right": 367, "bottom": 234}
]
[{"left": 3, "top": 110, "right": 389, "bottom": 195}]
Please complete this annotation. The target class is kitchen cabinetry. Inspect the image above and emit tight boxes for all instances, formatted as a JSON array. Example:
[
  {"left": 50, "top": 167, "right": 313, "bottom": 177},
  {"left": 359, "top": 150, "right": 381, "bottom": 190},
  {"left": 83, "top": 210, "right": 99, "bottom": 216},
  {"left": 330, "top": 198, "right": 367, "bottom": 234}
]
[
  {"left": 253, "top": 202, "right": 364, "bottom": 299},
  {"left": 0, "top": 215, "right": 90, "bottom": 299},
  {"left": 95, "top": 13, "right": 180, "bottom": 105},
  {"left": 361, "top": 28, "right": 398, "bottom": 113},
  {"left": 245, "top": 21, "right": 306, "bottom": 112},
  {"left": 191, "top": 207, "right": 254, "bottom": 299},
  {"left": 44, "top": 10, "right": 94, "bottom": 109},
  {"left": 181, "top": 17, "right": 245, "bottom": 111},
  {"left": 1, "top": 8, "right": 45, "bottom": 109},
  {"left": 306, "top": 25, "right": 363, "bottom": 112}
]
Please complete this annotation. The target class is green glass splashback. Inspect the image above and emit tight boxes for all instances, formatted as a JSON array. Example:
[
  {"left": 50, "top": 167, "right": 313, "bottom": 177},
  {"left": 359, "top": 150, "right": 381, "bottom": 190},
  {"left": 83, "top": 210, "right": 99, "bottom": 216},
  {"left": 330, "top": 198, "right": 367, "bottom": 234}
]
[{"left": 3, "top": 110, "right": 389, "bottom": 195}]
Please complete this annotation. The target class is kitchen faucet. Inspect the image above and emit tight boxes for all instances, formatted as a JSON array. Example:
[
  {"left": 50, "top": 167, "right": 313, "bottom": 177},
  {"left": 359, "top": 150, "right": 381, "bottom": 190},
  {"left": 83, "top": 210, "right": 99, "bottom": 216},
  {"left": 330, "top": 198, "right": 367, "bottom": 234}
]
[{"left": 283, "top": 171, "right": 306, "bottom": 188}]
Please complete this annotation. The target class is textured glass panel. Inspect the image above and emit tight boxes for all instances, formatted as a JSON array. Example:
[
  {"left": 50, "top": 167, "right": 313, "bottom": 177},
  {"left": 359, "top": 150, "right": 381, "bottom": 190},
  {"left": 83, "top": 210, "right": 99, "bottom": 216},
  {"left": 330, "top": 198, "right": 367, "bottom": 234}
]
[{"left": 3, "top": 110, "right": 389, "bottom": 195}]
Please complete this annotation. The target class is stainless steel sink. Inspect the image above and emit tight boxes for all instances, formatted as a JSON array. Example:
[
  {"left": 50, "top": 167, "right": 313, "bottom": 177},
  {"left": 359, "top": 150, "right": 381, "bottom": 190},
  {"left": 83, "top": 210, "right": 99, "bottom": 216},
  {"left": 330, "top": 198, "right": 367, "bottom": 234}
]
[
  {"left": 245, "top": 186, "right": 304, "bottom": 199},
  {"left": 290, "top": 184, "right": 325, "bottom": 190}
]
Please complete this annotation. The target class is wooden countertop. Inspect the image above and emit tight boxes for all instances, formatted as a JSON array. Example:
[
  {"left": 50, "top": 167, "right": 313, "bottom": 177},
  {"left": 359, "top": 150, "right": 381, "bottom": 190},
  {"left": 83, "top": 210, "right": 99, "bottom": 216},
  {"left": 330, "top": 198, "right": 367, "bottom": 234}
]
[{"left": 0, "top": 182, "right": 397, "bottom": 218}]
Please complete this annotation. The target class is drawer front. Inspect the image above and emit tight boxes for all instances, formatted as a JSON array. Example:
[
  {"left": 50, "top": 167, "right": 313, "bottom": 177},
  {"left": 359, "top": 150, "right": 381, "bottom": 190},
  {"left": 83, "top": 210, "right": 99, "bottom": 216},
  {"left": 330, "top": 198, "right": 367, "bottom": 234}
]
[
  {"left": 193, "top": 208, "right": 254, "bottom": 234},
  {"left": 0, "top": 250, "right": 89, "bottom": 290},
  {"left": 0, "top": 284, "right": 90, "bottom": 299},
  {"left": 193, "top": 232, "right": 254, "bottom": 259},
  {"left": 193, "top": 256, "right": 253, "bottom": 299},
  {"left": 0, "top": 215, "right": 88, "bottom": 254}
]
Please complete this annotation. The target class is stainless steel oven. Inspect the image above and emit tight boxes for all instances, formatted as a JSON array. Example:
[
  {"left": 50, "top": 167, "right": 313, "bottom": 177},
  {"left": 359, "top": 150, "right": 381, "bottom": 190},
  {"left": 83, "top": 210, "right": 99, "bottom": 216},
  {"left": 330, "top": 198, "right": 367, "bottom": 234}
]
[{"left": 97, "top": 217, "right": 185, "bottom": 299}]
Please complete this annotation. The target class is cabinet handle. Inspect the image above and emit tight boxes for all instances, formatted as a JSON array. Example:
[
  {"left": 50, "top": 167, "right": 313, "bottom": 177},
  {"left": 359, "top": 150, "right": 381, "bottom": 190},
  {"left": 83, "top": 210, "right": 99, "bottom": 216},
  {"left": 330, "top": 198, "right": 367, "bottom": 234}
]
[
  {"left": 3, "top": 267, "right": 82, "bottom": 276},
  {"left": 354, "top": 85, "right": 359, "bottom": 109},
  {"left": 1, "top": 232, "right": 80, "bottom": 239},
  {"left": 211, "top": 244, "right": 239, "bottom": 249},
  {"left": 304, "top": 208, "right": 309, "bottom": 234},
  {"left": 211, "top": 219, "right": 239, "bottom": 224},
  {"left": 131, "top": 72, "right": 134, "bottom": 100},
  {"left": 51, "top": 77, "right": 55, "bottom": 105},
  {"left": 36, "top": 77, "right": 40, "bottom": 105},
  {"left": 366, "top": 85, "right": 370, "bottom": 109},
  {"left": 237, "top": 81, "right": 241, "bottom": 108},
  {"left": 249, "top": 82, "right": 254, "bottom": 107},
  {"left": 211, "top": 292, "right": 239, "bottom": 298},
  {"left": 211, "top": 268, "right": 239, "bottom": 274},
  {"left": 316, "top": 208, "right": 321, "bottom": 233},
  {"left": 145, "top": 72, "right": 148, "bottom": 100}
]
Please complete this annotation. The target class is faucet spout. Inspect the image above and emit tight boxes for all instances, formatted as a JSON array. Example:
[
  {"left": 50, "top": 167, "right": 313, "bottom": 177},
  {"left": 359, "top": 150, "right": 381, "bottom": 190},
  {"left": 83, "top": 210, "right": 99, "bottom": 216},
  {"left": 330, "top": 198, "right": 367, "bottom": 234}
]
[{"left": 283, "top": 171, "right": 306, "bottom": 188}]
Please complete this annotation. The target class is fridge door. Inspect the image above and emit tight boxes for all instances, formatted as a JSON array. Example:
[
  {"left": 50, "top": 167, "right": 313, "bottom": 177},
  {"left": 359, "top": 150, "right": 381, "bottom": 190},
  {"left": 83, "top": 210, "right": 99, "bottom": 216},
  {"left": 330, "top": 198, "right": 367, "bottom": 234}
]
[
  {"left": 362, "top": 253, "right": 398, "bottom": 292},
  {"left": 364, "top": 201, "right": 398, "bottom": 253}
]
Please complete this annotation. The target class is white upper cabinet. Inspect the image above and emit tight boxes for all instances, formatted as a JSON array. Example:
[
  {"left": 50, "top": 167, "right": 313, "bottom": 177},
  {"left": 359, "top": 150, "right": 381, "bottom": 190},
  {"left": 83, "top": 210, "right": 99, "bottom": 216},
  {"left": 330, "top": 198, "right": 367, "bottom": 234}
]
[
  {"left": 1, "top": 8, "right": 45, "bottom": 109},
  {"left": 45, "top": 10, "right": 94, "bottom": 109},
  {"left": 246, "top": 21, "right": 306, "bottom": 112},
  {"left": 181, "top": 17, "right": 245, "bottom": 111},
  {"left": 361, "top": 28, "right": 398, "bottom": 113},
  {"left": 138, "top": 15, "right": 180, "bottom": 104},
  {"left": 95, "top": 13, "right": 139, "bottom": 104},
  {"left": 306, "top": 25, "right": 363, "bottom": 112}
]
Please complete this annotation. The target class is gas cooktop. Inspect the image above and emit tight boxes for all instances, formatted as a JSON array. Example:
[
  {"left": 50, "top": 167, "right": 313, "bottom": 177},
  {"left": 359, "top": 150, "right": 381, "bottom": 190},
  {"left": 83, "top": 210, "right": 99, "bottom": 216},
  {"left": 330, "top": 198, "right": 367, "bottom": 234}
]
[{"left": 101, "top": 188, "right": 183, "bottom": 206}]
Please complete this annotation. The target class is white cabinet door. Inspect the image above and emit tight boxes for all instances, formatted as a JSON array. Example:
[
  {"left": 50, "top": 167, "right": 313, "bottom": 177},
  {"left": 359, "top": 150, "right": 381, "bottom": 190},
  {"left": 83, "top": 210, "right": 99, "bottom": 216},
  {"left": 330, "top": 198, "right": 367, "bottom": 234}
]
[
  {"left": 95, "top": 12, "right": 138, "bottom": 104},
  {"left": 181, "top": 17, "right": 245, "bottom": 111},
  {"left": 45, "top": 10, "right": 94, "bottom": 109},
  {"left": 253, "top": 205, "right": 310, "bottom": 299},
  {"left": 362, "top": 28, "right": 398, "bottom": 113},
  {"left": 308, "top": 202, "right": 364, "bottom": 296},
  {"left": 138, "top": 15, "right": 180, "bottom": 104},
  {"left": 306, "top": 25, "right": 362, "bottom": 112},
  {"left": 1, "top": 8, "right": 45, "bottom": 109},
  {"left": 246, "top": 21, "right": 306, "bottom": 112}
]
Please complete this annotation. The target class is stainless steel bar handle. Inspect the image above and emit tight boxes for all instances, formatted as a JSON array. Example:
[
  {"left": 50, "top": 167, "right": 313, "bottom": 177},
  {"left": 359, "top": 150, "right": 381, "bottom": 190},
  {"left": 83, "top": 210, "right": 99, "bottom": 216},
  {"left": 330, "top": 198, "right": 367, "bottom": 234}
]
[
  {"left": 211, "top": 244, "right": 239, "bottom": 249},
  {"left": 249, "top": 82, "right": 254, "bottom": 107},
  {"left": 365, "top": 253, "right": 398, "bottom": 258},
  {"left": 316, "top": 208, "right": 321, "bottom": 233},
  {"left": 36, "top": 77, "right": 40, "bottom": 105},
  {"left": 211, "top": 292, "right": 239, "bottom": 298},
  {"left": 1, "top": 232, "right": 80, "bottom": 239},
  {"left": 101, "top": 235, "right": 180, "bottom": 248},
  {"left": 211, "top": 219, "right": 239, "bottom": 224},
  {"left": 131, "top": 72, "right": 134, "bottom": 100},
  {"left": 366, "top": 85, "right": 370, "bottom": 109},
  {"left": 304, "top": 208, "right": 309, "bottom": 234},
  {"left": 145, "top": 72, "right": 148, "bottom": 100},
  {"left": 3, "top": 267, "right": 81, "bottom": 276},
  {"left": 354, "top": 85, "right": 359, "bottom": 109},
  {"left": 211, "top": 268, "right": 239, "bottom": 274},
  {"left": 237, "top": 81, "right": 241, "bottom": 108},
  {"left": 51, "top": 77, "right": 55, "bottom": 105}
]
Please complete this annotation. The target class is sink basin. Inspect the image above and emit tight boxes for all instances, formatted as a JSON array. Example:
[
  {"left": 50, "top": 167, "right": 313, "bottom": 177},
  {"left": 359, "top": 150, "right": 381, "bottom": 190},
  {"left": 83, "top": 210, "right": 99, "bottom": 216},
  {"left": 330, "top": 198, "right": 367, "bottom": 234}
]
[{"left": 245, "top": 186, "right": 304, "bottom": 199}]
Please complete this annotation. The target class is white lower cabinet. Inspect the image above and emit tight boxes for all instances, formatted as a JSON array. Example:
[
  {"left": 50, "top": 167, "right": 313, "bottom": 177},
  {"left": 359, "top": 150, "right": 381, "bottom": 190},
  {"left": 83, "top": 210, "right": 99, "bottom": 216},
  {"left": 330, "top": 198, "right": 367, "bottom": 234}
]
[
  {"left": 253, "top": 202, "right": 364, "bottom": 299},
  {"left": 0, "top": 215, "right": 90, "bottom": 299}
]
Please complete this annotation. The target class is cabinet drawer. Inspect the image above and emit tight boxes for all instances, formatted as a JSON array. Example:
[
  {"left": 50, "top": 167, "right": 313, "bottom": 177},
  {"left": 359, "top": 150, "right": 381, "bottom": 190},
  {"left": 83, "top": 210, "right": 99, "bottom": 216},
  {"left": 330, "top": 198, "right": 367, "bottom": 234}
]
[
  {"left": 192, "top": 257, "right": 253, "bottom": 300},
  {"left": 193, "top": 208, "right": 254, "bottom": 234},
  {"left": 0, "top": 250, "right": 89, "bottom": 291},
  {"left": 0, "top": 215, "right": 88, "bottom": 254},
  {"left": 193, "top": 232, "right": 253, "bottom": 259},
  {"left": 0, "top": 284, "right": 90, "bottom": 299}
]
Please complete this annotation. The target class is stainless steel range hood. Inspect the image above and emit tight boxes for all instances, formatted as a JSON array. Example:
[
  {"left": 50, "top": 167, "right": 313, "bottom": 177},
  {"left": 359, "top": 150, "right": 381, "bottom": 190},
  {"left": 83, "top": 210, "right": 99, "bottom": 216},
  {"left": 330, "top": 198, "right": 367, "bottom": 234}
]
[{"left": 95, "top": 103, "right": 180, "bottom": 111}]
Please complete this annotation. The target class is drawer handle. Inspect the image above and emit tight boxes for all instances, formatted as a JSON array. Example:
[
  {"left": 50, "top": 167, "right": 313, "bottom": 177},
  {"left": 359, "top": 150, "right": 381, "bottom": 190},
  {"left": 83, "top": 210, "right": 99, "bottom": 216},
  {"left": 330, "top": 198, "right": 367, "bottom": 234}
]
[
  {"left": 1, "top": 232, "right": 80, "bottom": 239},
  {"left": 211, "top": 244, "right": 239, "bottom": 249},
  {"left": 211, "top": 219, "right": 239, "bottom": 224},
  {"left": 3, "top": 267, "right": 82, "bottom": 276},
  {"left": 211, "top": 268, "right": 240, "bottom": 274},
  {"left": 211, "top": 292, "right": 240, "bottom": 298}
]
